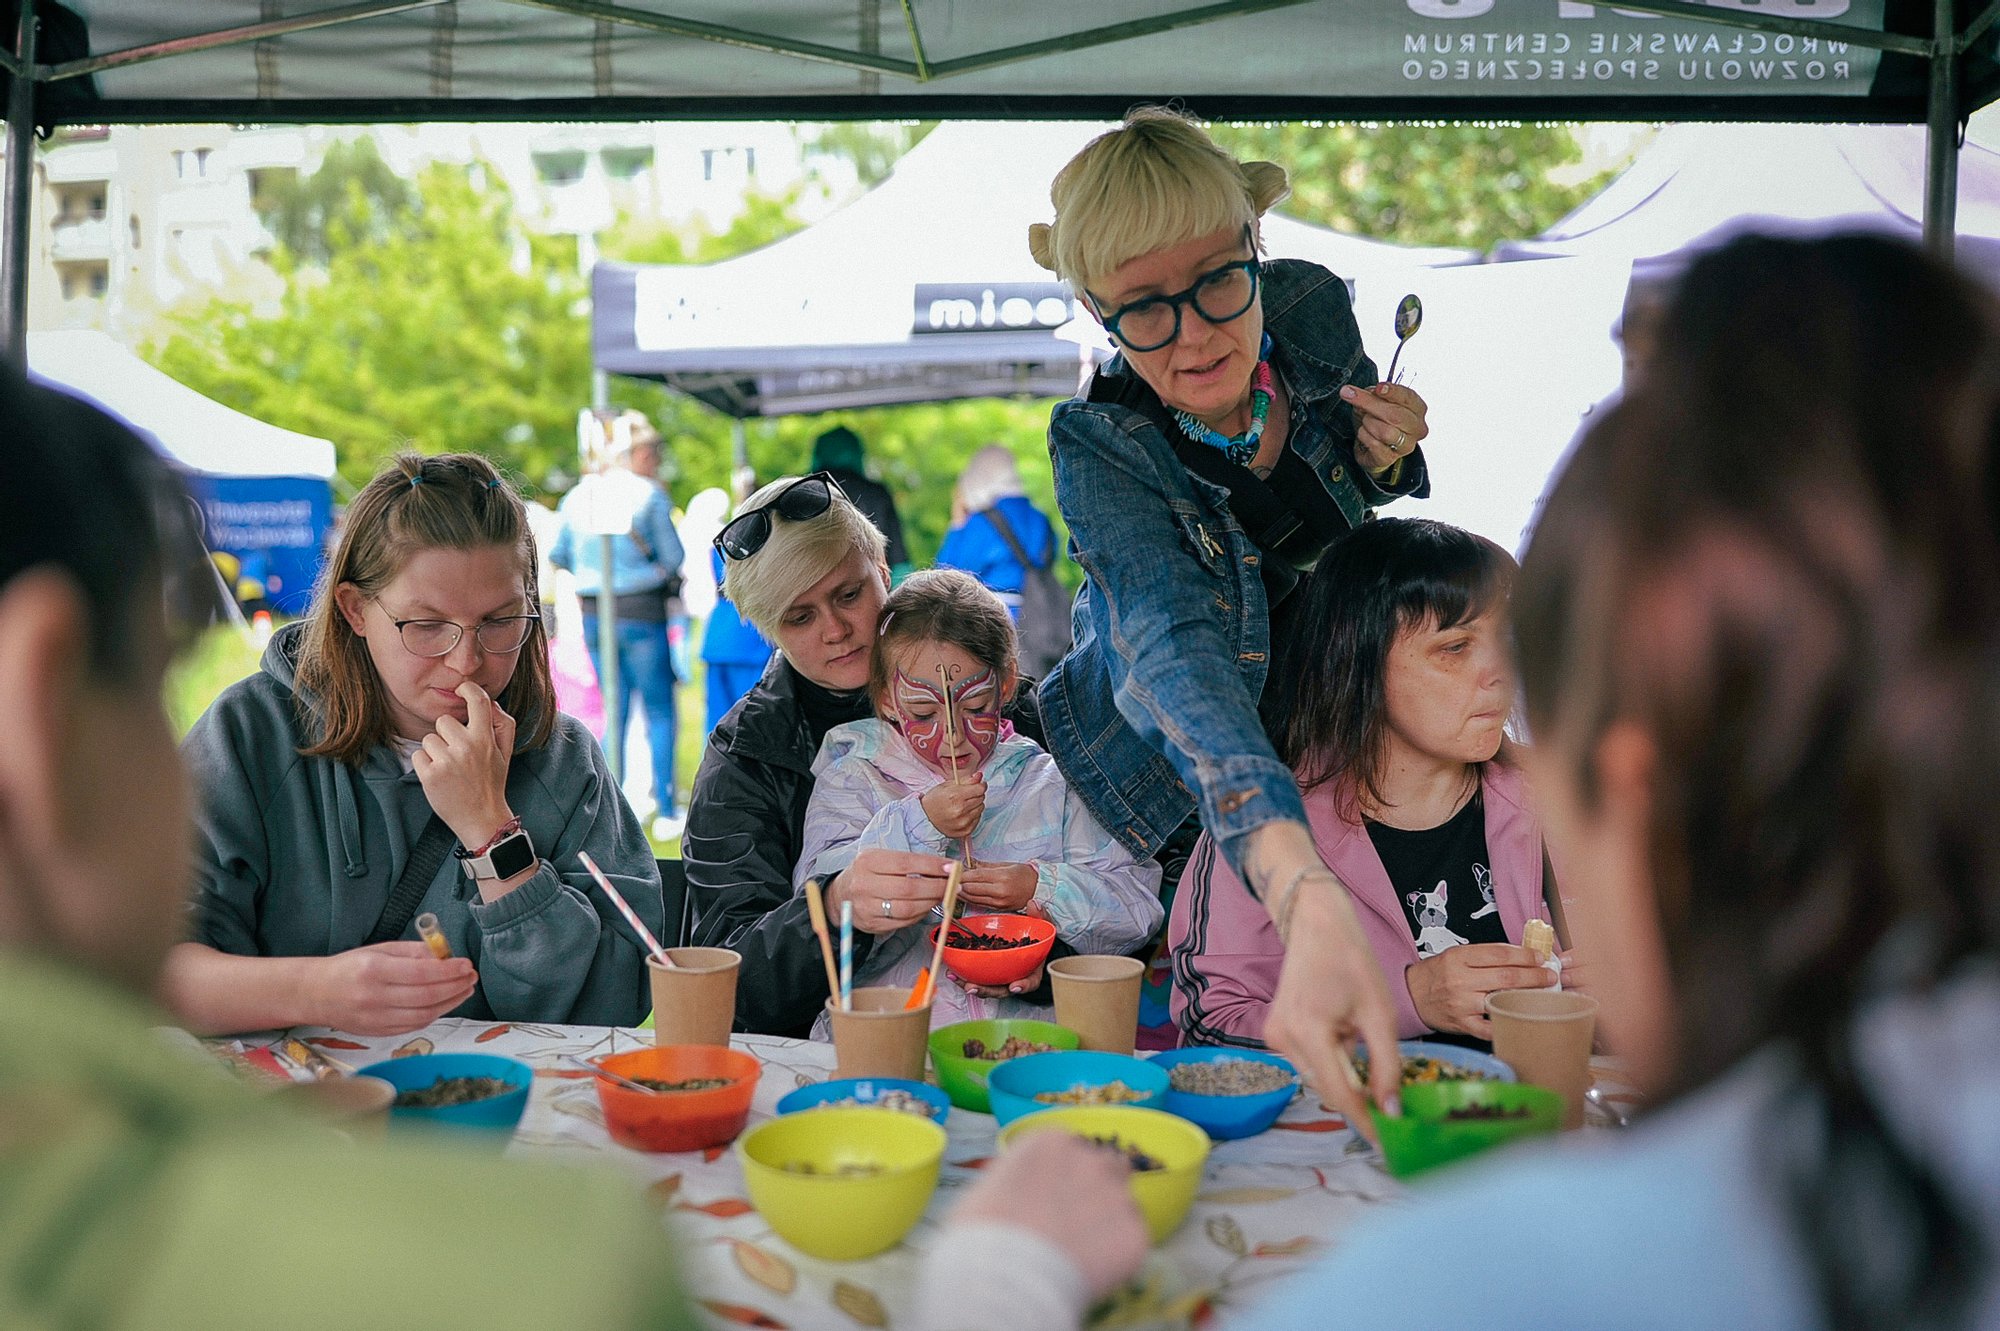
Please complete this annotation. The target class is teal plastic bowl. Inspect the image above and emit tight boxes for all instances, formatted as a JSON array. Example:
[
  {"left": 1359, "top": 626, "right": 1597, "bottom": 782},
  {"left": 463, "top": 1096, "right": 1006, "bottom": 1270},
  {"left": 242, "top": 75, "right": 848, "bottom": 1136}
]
[
  {"left": 986, "top": 1050, "right": 1169, "bottom": 1127},
  {"left": 355, "top": 1052, "right": 532, "bottom": 1137}
]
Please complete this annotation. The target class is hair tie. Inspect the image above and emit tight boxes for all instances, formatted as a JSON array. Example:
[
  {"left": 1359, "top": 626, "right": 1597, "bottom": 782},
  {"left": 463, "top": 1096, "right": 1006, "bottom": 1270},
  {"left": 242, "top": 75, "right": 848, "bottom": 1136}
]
[
  {"left": 407, "top": 473, "right": 425, "bottom": 488},
  {"left": 487, "top": 478, "right": 504, "bottom": 490}
]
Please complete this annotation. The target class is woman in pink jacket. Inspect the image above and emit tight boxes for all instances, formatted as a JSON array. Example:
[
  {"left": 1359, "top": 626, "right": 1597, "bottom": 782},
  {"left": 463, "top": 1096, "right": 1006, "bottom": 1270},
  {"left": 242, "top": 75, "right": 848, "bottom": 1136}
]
[{"left": 1170, "top": 518, "right": 1569, "bottom": 1049}]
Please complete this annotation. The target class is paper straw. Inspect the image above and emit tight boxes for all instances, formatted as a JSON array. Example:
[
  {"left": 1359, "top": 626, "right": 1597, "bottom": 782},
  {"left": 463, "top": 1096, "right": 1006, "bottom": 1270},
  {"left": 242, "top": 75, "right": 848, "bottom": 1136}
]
[
  {"left": 579, "top": 851, "right": 672, "bottom": 967},
  {"left": 839, "top": 898, "right": 854, "bottom": 1012},
  {"left": 804, "top": 877, "right": 842, "bottom": 1001}
]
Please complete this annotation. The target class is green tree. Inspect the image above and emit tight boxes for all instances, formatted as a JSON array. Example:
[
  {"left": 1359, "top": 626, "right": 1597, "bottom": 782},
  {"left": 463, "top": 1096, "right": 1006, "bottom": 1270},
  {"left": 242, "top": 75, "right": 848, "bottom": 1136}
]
[
  {"left": 802, "top": 121, "right": 936, "bottom": 190},
  {"left": 256, "top": 136, "right": 417, "bottom": 266},
  {"left": 150, "top": 162, "right": 601, "bottom": 494},
  {"left": 1208, "top": 123, "right": 1610, "bottom": 249}
]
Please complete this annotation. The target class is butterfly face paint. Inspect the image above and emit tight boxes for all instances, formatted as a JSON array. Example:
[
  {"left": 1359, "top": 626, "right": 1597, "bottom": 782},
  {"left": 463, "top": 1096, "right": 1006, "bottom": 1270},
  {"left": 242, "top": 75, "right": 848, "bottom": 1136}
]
[{"left": 891, "top": 663, "right": 1004, "bottom": 776}]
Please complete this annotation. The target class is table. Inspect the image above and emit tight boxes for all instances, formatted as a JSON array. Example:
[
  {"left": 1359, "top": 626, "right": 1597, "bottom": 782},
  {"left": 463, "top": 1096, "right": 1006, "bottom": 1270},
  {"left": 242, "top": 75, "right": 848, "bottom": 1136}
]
[{"left": 243, "top": 1018, "right": 1419, "bottom": 1330}]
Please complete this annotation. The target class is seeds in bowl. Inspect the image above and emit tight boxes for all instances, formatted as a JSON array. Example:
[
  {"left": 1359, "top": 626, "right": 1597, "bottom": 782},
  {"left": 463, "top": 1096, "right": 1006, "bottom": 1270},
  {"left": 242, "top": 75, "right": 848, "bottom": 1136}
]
[
  {"left": 1442, "top": 1103, "right": 1532, "bottom": 1122},
  {"left": 1167, "top": 1059, "right": 1296, "bottom": 1098},
  {"left": 780, "top": 1160, "right": 884, "bottom": 1177},
  {"left": 393, "top": 1075, "right": 514, "bottom": 1109},
  {"left": 631, "top": 1076, "right": 734, "bottom": 1093},
  {"left": 819, "top": 1089, "right": 934, "bottom": 1117},
  {"left": 962, "top": 1036, "right": 1055, "bottom": 1061},
  {"left": 945, "top": 930, "right": 1034, "bottom": 951},
  {"left": 1033, "top": 1080, "right": 1149, "bottom": 1106},
  {"left": 1083, "top": 1134, "right": 1165, "bottom": 1172},
  {"left": 1354, "top": 1054, "right": 1497, "bottom": 1085}
]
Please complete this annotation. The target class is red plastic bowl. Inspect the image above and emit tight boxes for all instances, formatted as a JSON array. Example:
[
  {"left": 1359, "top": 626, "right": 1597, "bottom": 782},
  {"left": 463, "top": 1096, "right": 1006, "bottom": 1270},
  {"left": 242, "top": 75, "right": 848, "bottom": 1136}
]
[
  {"left": 928, "top": 913, "right": 1057, "bottom": 987},
  {"left": 593, "top": 1045, "right": 761, "bottom": 1153}
]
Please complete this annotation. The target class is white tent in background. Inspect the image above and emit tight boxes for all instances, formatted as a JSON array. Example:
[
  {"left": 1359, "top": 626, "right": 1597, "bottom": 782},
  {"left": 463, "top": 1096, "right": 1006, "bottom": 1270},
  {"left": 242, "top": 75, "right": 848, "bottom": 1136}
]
[
  {"left": 30, "top": 330, "right": 337, "bottom": 614},
  {"left": 592, "top": 121, "right": 1479, "bottom": 417}
]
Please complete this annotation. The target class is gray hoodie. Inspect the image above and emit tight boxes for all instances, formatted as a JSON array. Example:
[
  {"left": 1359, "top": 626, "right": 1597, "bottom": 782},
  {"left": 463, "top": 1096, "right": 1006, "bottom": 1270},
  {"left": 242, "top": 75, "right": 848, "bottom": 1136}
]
[{"left": 184, "top": 624, "right": 662, "bottom": 1027}]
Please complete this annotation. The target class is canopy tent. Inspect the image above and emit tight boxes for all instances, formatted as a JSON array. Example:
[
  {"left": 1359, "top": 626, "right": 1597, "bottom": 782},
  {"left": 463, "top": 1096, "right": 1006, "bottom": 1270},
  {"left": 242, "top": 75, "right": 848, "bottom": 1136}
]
[
  {"left": 591, "top": 120, "right": 1479, "bottom": 417},
  {"left": 1494, "top": 121, "right": 2000, "bottom": 288},
  {"left": 5, "top": 3, "right": 1999, "bottom": 359},
  {"left": 29, "top": 329, "right": 336, "bottom": 614}
]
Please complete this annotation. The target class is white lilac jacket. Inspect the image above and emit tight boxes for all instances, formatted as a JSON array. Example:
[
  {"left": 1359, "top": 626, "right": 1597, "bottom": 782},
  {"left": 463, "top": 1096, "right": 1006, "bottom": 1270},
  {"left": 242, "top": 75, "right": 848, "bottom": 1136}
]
[{"left": 795, "top": 719, "right": 1163, "bottom": 1030}]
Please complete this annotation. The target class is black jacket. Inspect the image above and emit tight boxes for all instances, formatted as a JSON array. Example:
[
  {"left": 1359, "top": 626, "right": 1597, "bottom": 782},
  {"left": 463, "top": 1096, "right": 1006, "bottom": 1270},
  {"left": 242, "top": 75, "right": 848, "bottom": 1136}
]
[{"left": 683, "top": 654, "right": 1044, "bottom": 1036}]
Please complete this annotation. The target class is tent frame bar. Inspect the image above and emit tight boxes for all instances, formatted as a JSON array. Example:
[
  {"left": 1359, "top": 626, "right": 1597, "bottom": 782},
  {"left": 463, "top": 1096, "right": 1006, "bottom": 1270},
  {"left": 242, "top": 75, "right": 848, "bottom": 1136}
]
[
  {"left": 2, "top": 0, "right": 33, "bottom": 366},
  {"left": 0, "top": 0, "right": 1985, "bottom": 355},
  {"left": 40, "top": 0, "right": 451, "bottom": 84}
]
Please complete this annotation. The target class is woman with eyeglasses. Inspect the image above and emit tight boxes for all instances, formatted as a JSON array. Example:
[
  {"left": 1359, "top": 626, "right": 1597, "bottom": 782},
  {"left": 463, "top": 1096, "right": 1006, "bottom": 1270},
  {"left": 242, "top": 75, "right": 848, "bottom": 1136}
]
[
  {"left": 684, "top": 473, "right": 1048, "bottom": 1036},
  {"left": 166, "top": 453, "right": 664, "bottom": 1036},
  {"left": 1027, "top": 108, "right": 1431, "bottom": 1120}
]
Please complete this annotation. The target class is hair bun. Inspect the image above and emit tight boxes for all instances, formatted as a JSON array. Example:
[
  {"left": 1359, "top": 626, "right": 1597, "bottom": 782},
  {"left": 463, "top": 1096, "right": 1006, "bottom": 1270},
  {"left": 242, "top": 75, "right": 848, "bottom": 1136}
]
[
  {"left": 1242, "top": 160, "right": 1290, "bottom": 215},
  {"left": 1027, "top": 222, "right": 1057, "bottom": 272}
]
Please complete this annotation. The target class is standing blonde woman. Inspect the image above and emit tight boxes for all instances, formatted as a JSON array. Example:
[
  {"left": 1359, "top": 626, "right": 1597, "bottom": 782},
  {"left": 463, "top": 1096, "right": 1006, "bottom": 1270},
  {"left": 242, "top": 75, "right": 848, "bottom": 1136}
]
[
  {"left": 168, "top": 453, "right": 663, "bottom": 1035},
  {"left": 1029, "top": 108, "right": 1431, "bottom": 1114}
]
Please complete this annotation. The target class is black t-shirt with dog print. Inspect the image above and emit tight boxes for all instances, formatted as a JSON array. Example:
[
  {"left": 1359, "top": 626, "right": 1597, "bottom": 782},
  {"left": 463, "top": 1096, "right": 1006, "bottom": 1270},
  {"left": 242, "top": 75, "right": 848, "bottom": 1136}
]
[{"left": 1367, "top": 792, "right": 1506, "bottom": 960}]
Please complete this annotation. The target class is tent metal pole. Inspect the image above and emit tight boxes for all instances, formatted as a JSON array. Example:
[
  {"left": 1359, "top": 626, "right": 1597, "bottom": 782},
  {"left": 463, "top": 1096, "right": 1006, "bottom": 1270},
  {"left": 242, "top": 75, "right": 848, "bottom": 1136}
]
[
  {"left": 1961, "top": 0, "right": 2000, "bottom": 53},
  {"left": 730, "top": 418, "right": 750, "bottom": 501},
  {"left": 40, "top": 0, "right": 449, "bottom": 83},
  {"left": 597, "top": 534, "right": 622, "bottom": 786},
  {"left": 1926, "top": 0, "right": 1959, "bottom": 258},
  {"left": 897, "top": 0, "right": 932, "bottom": 81},
  {"left": 2, "top": 0, "right": 34, "bottom": 368}
]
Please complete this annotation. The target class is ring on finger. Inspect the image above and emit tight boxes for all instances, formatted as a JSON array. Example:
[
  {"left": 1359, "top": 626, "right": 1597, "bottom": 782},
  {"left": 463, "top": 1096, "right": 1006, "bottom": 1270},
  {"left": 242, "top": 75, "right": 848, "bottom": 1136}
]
[
  {"left": 1392, "top": 428, "right": 1409, "bottom": 454},
  {"left": 881, "top": 898, "right": 895, "bottom": 920}
]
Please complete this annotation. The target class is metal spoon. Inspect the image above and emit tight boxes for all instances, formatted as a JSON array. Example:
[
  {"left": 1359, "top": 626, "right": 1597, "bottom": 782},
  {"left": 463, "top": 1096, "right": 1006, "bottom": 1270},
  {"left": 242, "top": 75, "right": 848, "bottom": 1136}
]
[
  {"left": 1585, "top": 1085, "right": 1632, "bottom": 1129},
  {"left": 1384, "top": 293, "right": 1423, "bottom": 385},
  {"left": 562, "top": 1053, "right": 665, "bottom": 1095}
]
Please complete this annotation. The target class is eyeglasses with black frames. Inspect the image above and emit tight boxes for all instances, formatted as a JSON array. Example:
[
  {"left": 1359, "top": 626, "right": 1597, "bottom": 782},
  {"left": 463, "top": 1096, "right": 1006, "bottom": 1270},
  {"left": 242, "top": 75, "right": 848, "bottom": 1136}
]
[{"left": 1087, "top": 227, "right": 1262, "bottom": 354}]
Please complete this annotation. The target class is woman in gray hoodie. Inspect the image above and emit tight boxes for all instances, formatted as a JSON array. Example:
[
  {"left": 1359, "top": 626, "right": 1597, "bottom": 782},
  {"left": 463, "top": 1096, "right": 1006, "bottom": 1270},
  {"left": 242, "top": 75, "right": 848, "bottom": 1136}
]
[{"left": 166, "top": 453, "right": 664, "bottom": 1035}]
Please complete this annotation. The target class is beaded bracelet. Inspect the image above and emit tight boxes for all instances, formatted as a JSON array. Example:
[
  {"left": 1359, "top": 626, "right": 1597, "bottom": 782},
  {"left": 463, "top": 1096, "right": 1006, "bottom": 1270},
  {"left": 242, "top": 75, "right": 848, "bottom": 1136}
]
[{"left": 1272, "top": 866, "right": 1341, "bottom": 945}]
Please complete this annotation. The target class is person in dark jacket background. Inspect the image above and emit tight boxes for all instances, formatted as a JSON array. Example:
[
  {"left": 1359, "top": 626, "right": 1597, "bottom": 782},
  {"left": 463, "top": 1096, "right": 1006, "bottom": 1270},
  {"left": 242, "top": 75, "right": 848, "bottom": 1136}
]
[
  {"left": 810, "top": 425, "right": 911, "bottom": 583},
  {"left": 683, "top": 472, "right": 1040, "bottom": 1035}
]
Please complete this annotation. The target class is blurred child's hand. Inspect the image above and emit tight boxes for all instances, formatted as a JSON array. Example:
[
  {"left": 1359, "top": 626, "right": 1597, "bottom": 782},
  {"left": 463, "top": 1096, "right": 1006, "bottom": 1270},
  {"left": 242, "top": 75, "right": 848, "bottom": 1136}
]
[
  {"left": 959, "top": 860, "right": 1037, "bottom": 913},
  {"left": 959, "top": 963, "right": 1044, "bottom": 1000},
  {"left": 941, "top": 1130, "right": 1147, "bottom": 1303},
  {"left": 921, "top": 773, "right": 986, "bottom": 840}
]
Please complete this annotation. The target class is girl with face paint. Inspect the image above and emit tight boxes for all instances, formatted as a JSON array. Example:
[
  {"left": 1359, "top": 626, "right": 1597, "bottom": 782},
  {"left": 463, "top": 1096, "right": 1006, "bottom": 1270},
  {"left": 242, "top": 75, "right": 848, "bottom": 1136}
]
[{"left": 793, "top": 571, "right": 1163, "bottom": 1031}]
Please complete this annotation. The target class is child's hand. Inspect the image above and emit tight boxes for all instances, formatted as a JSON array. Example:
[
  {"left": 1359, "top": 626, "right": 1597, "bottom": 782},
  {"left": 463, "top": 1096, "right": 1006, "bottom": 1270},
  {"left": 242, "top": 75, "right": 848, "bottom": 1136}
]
[
  {"left": 941, "top": 1130, "right": 1147, "bottom": 1303},
  {"left": 959, "top": 962, "right": 1044, "bottom": 999},
  {"left": 921, "top": 773, "right": 986, "bottom": 841},
  {"left": 959, "top": 861, "right": 1037, "bottom": 913}
]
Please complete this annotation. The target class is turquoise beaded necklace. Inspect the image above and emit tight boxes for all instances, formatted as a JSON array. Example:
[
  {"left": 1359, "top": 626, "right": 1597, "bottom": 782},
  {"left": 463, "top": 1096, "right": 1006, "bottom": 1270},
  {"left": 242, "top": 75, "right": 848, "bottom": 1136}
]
[{"left": 1173, "top": 334, "right": 1275, "bottom": 468}]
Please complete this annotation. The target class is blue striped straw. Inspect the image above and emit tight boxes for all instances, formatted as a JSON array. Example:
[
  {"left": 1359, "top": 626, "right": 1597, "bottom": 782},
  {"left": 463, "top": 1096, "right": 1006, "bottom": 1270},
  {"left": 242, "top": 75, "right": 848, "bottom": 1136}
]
[{"left": 838, "top": 899, "right": 854, "bottom": 1012}]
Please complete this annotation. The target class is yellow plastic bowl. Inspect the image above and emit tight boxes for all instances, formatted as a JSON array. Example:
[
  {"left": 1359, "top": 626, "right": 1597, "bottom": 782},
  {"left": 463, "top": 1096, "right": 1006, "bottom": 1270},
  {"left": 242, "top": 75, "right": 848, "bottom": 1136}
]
[
  {"left": 738, "top": 1107, "right": 947, "bottom": 1260},
  {"left": 998, "top": 1105, "right": 1211, "bottom": 1243}
]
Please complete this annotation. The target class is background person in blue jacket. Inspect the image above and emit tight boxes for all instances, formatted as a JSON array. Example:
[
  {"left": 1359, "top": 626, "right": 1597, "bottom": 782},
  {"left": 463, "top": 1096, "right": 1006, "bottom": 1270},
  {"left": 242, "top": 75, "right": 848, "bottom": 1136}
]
[
  {"left": 550, "top": 411, "right": 687, "bottom": 838},
  {"left": 936, "top": 443, "right": 1057, "bottom": 617}
]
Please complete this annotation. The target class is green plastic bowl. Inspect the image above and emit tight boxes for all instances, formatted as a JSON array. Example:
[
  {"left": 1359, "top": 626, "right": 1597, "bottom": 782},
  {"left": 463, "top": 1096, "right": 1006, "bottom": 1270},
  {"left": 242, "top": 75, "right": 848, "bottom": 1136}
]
[
  {"left": 927, "top": 1018, "right": 1079, "bottom": 1114},
  {"left": 1370, "top": 1080, "right": 1562, "bottom": 1179}
]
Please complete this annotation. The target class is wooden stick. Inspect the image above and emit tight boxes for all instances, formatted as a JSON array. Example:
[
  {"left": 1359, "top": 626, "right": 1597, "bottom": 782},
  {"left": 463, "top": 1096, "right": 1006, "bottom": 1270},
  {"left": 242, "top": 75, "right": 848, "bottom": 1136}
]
[
  {"left": 803, "top": 878, "right": 841, "bottom": 1002},
  {"left": 915, "top": 861, "right": 964, "bottom": 1008},
  {"left": 937, "top": 664, "right": 973, "bottom": 870}
]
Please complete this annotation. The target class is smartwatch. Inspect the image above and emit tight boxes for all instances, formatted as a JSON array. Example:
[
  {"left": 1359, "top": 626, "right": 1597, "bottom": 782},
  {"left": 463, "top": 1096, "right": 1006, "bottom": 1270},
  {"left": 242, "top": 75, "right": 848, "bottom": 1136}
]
[{"left": 458, "top": 822, "right": 537, "bottom": 881}]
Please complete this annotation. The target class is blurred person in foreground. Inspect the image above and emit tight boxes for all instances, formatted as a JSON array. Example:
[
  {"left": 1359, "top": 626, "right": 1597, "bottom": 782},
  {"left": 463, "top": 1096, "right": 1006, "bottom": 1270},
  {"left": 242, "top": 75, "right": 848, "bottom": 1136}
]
[
  {"left": 936, "top": 235, "right": 2000, "bottom": 1329},
  {"left": 0, "top": 377, "right": 1148, "bottom": 1329}
]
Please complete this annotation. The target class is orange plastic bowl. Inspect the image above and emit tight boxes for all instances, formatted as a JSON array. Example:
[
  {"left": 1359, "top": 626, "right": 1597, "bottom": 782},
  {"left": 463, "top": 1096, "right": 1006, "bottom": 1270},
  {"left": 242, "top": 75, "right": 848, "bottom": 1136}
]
[
  {"left": 928, "top": 913, "right": 1057, "bottom": 987},
  {"left": 593, "top": 1045, "right": 761, "bottom": 1153}
]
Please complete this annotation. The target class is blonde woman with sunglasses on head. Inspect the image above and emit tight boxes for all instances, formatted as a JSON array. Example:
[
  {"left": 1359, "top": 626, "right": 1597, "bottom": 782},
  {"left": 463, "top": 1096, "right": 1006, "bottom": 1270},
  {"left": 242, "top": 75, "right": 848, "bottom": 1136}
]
[{"left": 166, "top": 453, "right": 664, "bottom": 1037}]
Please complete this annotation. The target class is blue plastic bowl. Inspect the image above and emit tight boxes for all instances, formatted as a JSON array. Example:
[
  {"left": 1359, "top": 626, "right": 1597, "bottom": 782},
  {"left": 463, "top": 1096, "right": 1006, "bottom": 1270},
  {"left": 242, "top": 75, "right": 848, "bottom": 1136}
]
[
  {"left": 355, "top": 1052, "right": 533, "bottom": 1137},
  {"left": 1149, "top": 1047, "right": 1299, "bottom": 1140},
  {"left": 776, "top": 1077, "right": 952, "bottom": 1124},
  {"left": 986, "top": 1050, "right": 1169, "bottom": 1127},
  {"left": 1395, "top": 1040, "right": 1518, "bottom": 1084}
]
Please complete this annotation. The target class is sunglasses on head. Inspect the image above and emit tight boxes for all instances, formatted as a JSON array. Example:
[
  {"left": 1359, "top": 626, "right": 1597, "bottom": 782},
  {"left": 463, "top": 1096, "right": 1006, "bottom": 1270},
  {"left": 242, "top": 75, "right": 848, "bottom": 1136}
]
[{"left": 715, "top": 471, "right": 847, "bottom": 562}]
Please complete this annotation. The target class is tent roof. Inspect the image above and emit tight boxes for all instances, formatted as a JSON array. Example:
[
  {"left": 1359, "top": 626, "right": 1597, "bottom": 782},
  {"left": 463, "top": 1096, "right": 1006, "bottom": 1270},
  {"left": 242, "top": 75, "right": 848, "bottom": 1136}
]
[
  {"left": 1493, "top": 122, "right": 2000, "bottom": 284},
  {"left": 592, "top": 121, "right": 1476, "bottom": 415},
  {"left": 29, "top": 329, "right": 337, "bottom": 478},
  {"left": 27, "top": 2, "right": 1998, "bottom": 126}
]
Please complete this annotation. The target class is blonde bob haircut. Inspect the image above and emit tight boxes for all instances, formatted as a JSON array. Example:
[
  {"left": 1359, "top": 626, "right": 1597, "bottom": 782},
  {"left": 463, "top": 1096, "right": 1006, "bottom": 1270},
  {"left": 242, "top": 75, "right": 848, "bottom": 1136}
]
[
  {"left": 1029, "top": 106, "right": 1290, "bottom": 297},
  {"left": 297, "top": 451, "right": 555, "bottom": 765},
  {"left": 723, "top": 474, "right": 888, "bottom": 641}
]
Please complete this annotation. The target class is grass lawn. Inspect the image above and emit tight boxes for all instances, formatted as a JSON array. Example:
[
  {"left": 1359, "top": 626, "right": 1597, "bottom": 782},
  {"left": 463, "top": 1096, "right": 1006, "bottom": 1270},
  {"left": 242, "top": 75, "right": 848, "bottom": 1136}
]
[{"left": 168, "top": 622, "right": 712, "bottom": 859}]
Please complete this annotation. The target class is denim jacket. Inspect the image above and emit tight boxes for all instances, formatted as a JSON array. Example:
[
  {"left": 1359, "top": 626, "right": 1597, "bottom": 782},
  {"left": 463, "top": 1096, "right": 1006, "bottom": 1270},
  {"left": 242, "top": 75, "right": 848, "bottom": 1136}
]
[{"left": 1038, "top": 259, "right": 1429, "bottom": 879}]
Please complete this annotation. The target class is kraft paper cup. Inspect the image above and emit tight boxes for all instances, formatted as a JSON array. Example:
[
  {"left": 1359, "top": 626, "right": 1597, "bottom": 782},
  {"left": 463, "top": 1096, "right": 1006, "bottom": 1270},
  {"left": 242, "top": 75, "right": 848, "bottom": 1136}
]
[
  {"left": 1049, "top": 955, "right": 1145, "bottom": 1056},
  {"left": 826, "top": 987, "right": 932, "bottom": 1082},
  {"left": 275, "top": 1074, "right": 396, "bottom": 1141},
  {"left": 1486, "top": 989, "right": 1598, "bottom": 1130},
  {"left": 649, "top": 947, "right": 742, "bottom": 1048}
]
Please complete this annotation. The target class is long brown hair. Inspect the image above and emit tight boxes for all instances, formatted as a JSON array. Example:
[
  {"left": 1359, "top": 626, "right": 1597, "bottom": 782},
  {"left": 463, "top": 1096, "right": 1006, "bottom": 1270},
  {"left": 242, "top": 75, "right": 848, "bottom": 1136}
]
[
  {"left": 297, "top": 452, "right": 555, "bottom": 764},
  {"left": 1516, "top": 234, "right": 2000, "bottom": 1329}
]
